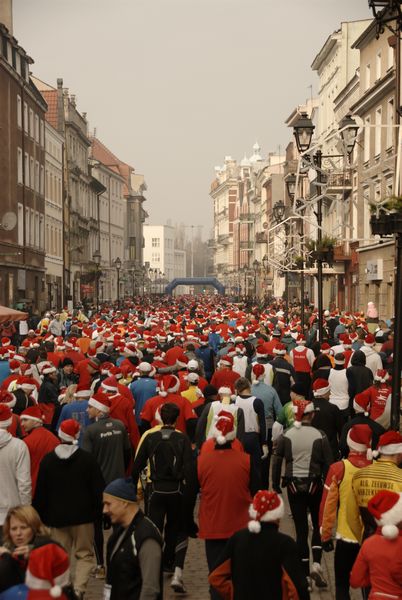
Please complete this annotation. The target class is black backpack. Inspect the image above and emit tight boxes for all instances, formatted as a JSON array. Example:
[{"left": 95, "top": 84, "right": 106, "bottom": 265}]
[{"left": 149, "top": 428, "right": 184, "bottom": 484}]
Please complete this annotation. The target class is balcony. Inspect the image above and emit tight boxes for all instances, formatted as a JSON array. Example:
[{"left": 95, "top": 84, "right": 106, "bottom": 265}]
[
  {"left": 239, "top": 212, "right": 254, "bottom": 222},
  {"left": 218, "top": 234, "right": 230, "bottom": 245},
  {"left": 326, "top": 171, "right": 352, "bottom": 195},
  {"left": 256, "top": 231, "right": 267, "bottom": 243},
  {"left": 333, "top": 242, "right": 351, "bottom": 261}
]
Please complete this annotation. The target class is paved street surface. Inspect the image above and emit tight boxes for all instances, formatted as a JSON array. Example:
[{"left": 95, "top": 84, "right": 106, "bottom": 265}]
[{"left": 85, "top": 494, "right": 360, "bottom": 599}]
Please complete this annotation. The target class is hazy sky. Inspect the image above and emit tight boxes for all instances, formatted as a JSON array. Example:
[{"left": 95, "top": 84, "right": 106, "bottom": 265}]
[{"left": 14, "top": 0, "right": 372, "bottom": 238}]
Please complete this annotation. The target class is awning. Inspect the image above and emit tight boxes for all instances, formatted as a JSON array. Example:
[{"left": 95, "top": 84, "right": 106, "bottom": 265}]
[{"left": 0, "top": 305, "right": 29, "bottom": 324}]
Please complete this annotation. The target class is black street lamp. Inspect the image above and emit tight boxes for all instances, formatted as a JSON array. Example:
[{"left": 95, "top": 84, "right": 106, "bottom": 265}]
[
  {"left": 285, "top": 174, "right": 297, "bottom": 202},
  {"left": 252, "top": 259, "right": 259, "bottom": 297},
  {"left": 292, "top": 111, "right": 357, "bottom": 342},
  {"left": 93, "top": 249, "right": 101, "bottom": 311},
  {"left": 114, "top": 257, "right": 122, "bottom": 307}
]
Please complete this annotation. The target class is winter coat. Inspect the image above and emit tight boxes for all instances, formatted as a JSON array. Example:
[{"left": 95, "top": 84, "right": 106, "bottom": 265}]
[{"left": 0, "top": 430, "right": 31, "bottom": 525}]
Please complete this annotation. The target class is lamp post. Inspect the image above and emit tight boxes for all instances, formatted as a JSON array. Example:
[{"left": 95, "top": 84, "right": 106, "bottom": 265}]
[
  {"left": 114, "top": 257, "right": 122, "bottom": 307},
  {"left": 93, "top": 249, "right": 101, "bottom": 311},
  {"left": 286, "top": 173, "right": 305, "bottom": 330},
  {"left": 252, "top": 259, "right": 259, "bottom": 298},
  {"left": 292, "top": 111, "right": 358, "bottom": 341}
]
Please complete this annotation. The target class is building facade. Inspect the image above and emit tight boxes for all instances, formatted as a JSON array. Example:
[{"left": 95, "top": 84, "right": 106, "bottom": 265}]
[
  {"left": 44, "top": 121, "right": 64, "bottom": 309},
  {"left": 143, "top": 224, "right": 187, "bottom": 294},
  {"left": 0, "top": 20, "right": 47, "bottom": 311}
]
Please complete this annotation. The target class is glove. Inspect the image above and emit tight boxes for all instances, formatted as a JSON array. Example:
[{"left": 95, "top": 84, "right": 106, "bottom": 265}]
[
  {"left": 322, "top": 539, "right": 334, "bottom": 552},
  {"left": 261, "top": 444, "right": 269, "bottom": 460}
]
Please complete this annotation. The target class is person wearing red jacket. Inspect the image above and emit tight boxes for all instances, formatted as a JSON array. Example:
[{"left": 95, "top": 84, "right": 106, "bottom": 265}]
[
  {"left": 350, "top": 490, "right": 402, "bottom": 598},
  {"left": 109, "top": 366, "right": 136, "bottom": 405},
  {"left": 210, "top": 356, "right": 241, "bottom": 394},
  {"left": 358, "top": 369, "right": 392, "bottom": 422},
  {"left": 197, "top": 410, "right": 259, "bottom": 600},
  {"left": 319, "top": 424, "right": 373, "bottom": 599},
  {"left": 20, "top": 405, "right": 60, "bottom": 495},
  {"left": 0, "top": 390, "right": 23, "bottom": 438},
  {"left": 100, "top": 376, "right": 140, "bottom": 451},
  {"left": 140, "top": 374, "right": 197, "bottom": 436}
]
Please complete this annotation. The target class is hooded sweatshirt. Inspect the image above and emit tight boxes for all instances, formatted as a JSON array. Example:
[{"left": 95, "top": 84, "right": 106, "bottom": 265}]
[{"left": 0, "top": 429, "right": 31, "bottom": 525}]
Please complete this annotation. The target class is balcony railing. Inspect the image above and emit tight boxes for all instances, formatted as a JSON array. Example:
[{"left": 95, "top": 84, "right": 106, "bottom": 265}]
[{"left": 326, "top": 172, "right": 352, "bottom": 192}]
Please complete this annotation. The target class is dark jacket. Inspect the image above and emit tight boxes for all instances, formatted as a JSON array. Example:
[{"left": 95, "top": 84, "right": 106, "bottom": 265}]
[
  {"left": 346, "top": 351, "right": 373, "bottom": 402},
  {"left": 270, "top": 357, "right": 295, "bottom": 406},
  {"left": 339, "top": 415, "right": 385, "bottom": 458},
  {"left": 312, "top": 398, "right": 343, "bottom": 461},
  {"left": 34, "top": 447, "right": 104, "bottom": 527},
  {"left": 38, "top": 377, "right": 59, "bottom": 405},
  {"left": 106, "top": 509, "right": 162, "bottom": 600},
  {"left": 0, "top": 535, "right": 51, "bottom": 592},
  {"left": 209, "top": 522, "right": 309, "bottom": 600}
]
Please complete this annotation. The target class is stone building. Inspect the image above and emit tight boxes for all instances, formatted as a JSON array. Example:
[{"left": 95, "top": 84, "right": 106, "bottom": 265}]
[{"left": 0, "top": 14, "right": 47, "bottom": 311}]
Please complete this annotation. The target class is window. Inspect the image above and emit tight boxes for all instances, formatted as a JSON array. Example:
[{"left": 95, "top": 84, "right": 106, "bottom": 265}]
[
  {"left": 25, "top": 208, "right": 30, "bottom": 245},
  {"left": 1, "top": 35, "right": 7, "bottom": 60},
  {"left": 29, "top": 109, "right": 34, "bottom": 138},
  {"left": 30, "top": 156, "right": 34, "bottom": 189},
  {"left": 365, "top": 64, "right": 371, "bottom": 91},
  {"left": 364, "top": 115, "right": 371, "bottom": 163},
  {"left": 17, "top": 95, "right": 22, "bottom": 128},
  {"left": 30, "top": 209, "right": 35, "bottom": 246},
  {"left": 388, "top": 44, "right": 394, "bottom": 70},
  {"left": 35, "top": 161, "right": 40, "bottom": 192},
  {"left": 23, "top": 102, "right": 28, "bottom": 133},
  {"left": 34, "top": 115, "right": 39, "bottom": 143},
  {"left": 376, "top": 51, "right": 381, "bottom": 81},
  {"left": 152, "top": 237, "right": 160, "bottom": 247},
  {"left": 24, "top": 152, "right": 29, "bottom": 186},
  {"left": 40, "top": 165, "right": 44, "bottom": 195},
  {"left": 387, "top": 98, "right": 394, "bottom": 149},
  {"left": 386, "top": 177, "right": 393, "bottom": 197},
  {"left": 40, "top": 119, "right": 44, "bottom": 147},
  {"left": 39, "top": 215, "right": 44, "bottom": 249},
  {"left": 17, "top": 147, "right": 23, "bottom": 184},
  {"left": 17, "top": 204, "right": 24, "bottom": 245},
  {"left": 375, "top": 107, "right": 382, "bottom": 156}
]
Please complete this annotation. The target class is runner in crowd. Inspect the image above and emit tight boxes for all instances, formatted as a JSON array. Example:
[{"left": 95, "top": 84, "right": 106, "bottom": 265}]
[{"left": 0, "top": 296, "right": 398, "bottom": 598}]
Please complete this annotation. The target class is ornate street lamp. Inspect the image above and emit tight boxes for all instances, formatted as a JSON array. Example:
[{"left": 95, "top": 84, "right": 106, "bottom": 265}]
[
  {"left": 272, "top": 200, "right": 286, "bottom": 224},
  {"left": 114, "top": 257, "right": 122, "bottom": 307},
  {"left": 339, "top": 114, "right": 359, "bottom": 158},
  {"left": 368, "top": 1, "right": 402, "bottom": 36},
  {"left": 293, "top": 112, "right": 315, "bottom": 154},
  {"left": 93, "top": 249, "right": 101, "bottom": 310},
  {"left": 252, "top": 259, "right": 260, "bottom": 297},
  {"left": 285, "top": 174, "right": 297, "bottom": 202}
]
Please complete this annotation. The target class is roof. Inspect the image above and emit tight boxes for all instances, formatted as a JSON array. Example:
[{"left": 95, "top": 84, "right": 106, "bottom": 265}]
[
  {"left": 90, "top": 137, "right": 135, "bottom": 196},
  {"left": 40, "top": 89, "right": 58, "bottom": 129}
]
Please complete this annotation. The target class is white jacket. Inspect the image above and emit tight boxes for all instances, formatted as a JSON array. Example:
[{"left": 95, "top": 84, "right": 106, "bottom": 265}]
[
  {"left": 0, "top": 429, "right": 31, "bottom": 525},
  {"left": 328, "top": 368, "right": 349, "bottom": 411},
  {"left": 360, "top": 346, "right": 382, "bottom": 377}
]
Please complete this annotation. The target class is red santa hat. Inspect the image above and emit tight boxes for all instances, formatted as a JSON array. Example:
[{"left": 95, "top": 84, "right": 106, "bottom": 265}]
[
  {"left": 17, "top": 376, "right": 37, "bottom": 392},
  {"left": 13, "top": 353, "right": 25, "bottom": 363},
  {"left": 9, "top": 359, "right": 21, "bottom": 372},
  {"left": 252, "top": 363, "right": 265, "bottom": 381},
  {"left": 101, "top": 376, "right": 119, "bottom": 393},
  {"left": 368, "top": 490, "right": 402, "bottom": 539},
  {"left": 376, "top": 431, "right": 402, "bottom": 456},
  {"left": 65, "top": 337, "right": 77, "bottom": 349},
  {"left": 159, "top": 375, "right": 180, "bottom": 397},
  {"left": 0, "top": 390, "right": 16, "bottom": 408},
  {"left": 353, "top": 392, "right": 370, "bottom": 416},
  {"left": 248, "top": 490, "right": 284, "bottom": 533},
  {"left": 100, "top": 362, "right": 113, "bottom": 375},
  {"left": 296, "top": 334, "right": 306, "bottom": 345},
  {"left": 320, "top": 343, "right": 331, "bottom": 354},
  {"left": 1, "top": 337, "right": 11, "bottom": 347},
  {"left": 374, "top": 369, "right": 390, "bottom": 383},
  {"left": 292, "top": 399, "right": 315, "bottom": 428},
  {"left": 273, "top": 343, "right": 286, "bottom": 355},
  {"left": 20, "top": 405, "right": 44, "bottom": 424},
  {"left": 0, "top": 347, "right": 9, "bottom": 359},
  {"left": 74, "top": 384, "right": 92, "bottom": 399},
  {"left": 88, "top": 391, "right": 111, "bottom": 413},
  {"left": 40, "top": 362, "right": 56, "bottom": 376},
  {"left": 58, "top": 419, "right": 80, "bottom": 444},
  {"left": 25, "top": 542, "right": 70, "bottom": 597},
  {"left": 213, "top": 410, "right": 236, "bottom": 445},
  {"left": 109, "top": 366, "right": 123, "bottom": 380},
  {"left": 124, "top": 343, "right": 137, "bottom": 357},
  {"left": 20, "top": 364, "right": 33, "bottom": 376},
  {"left": 364, "top": 333, "right": 375, "bottom": 346},
  {"left": 219, "top": 356, "right": 233, "bottom": 368},
  {"left": 347, "top": 424, "right": 373, "bottom": 459},
  {"left": 343, "top": 336, "right": 352, "bottom": 348},
  {"left": 312, "top": 378, "right": 331, "bottom": 397},
  {"left": 0, "top": 404, "right": 12, "bottom": 428}
]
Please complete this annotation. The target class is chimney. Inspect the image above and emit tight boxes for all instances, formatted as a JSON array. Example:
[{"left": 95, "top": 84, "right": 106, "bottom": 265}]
[
  {"left": 0, "top": 0, "right": 13, "bottom": 34},
  {"left": 56, "top": 78, "right": 64, "bottom": 135}
]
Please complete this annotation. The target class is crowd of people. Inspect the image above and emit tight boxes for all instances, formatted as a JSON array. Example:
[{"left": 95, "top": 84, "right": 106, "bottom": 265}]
[{"left": 0, "top": 295, "right": 400, "bottom": 600}]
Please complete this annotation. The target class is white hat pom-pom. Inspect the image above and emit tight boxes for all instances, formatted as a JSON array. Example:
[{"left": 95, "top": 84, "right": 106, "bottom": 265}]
[
  {"left": 382, "top": 525, "right": 399, "bottom": 539},
  {"left": 248, "top": 520, "right": 261, "bottom": 534},
  {"left": 50, "top": 585, "right": 62, "bottom": 598},
  {"left": 372, "top": 450, "right": 379, "bottom": 458},
  {"left": 294, "top": 421, "right": 302, "bottom": 429},
  {"left": 216, "top": 434, "right": 226, "bottom": 445}
]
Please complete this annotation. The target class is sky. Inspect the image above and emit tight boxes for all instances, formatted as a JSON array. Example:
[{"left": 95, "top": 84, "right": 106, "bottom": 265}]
[{"left": 13, "top": 0, "right": 372, "bottom": 238}]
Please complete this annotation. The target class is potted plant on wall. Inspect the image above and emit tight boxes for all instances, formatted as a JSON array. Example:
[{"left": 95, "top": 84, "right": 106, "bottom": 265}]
[
  {"left": 316, "top": 235, "right": 336, "bottom": 267},
  {"left": 370, "top": 196, "right": 402, "bottom": 236},
  {"left": 305, "top": 239, "right": 316, "bottom": 268}
]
